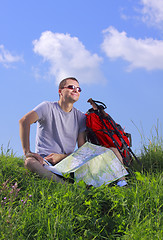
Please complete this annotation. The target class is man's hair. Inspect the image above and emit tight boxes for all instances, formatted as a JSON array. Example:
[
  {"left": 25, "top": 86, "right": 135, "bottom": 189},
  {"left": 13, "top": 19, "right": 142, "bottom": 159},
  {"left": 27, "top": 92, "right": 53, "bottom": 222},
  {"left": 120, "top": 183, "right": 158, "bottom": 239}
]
[{"left": 59, "top": 77, "right": 79, "bottom": 89}]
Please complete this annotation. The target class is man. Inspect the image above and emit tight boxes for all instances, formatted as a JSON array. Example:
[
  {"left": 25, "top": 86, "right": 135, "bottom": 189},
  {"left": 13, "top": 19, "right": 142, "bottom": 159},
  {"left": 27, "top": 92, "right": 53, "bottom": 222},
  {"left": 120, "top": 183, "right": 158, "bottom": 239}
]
[{"left": 19, "top": 77, "right": 86, "bottom": 183}]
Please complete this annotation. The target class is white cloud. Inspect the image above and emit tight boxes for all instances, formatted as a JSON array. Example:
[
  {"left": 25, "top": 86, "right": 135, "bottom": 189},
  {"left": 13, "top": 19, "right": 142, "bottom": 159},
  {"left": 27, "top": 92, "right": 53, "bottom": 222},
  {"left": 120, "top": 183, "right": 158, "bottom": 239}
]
[
  {"left": 33, "top": 31, "right": 104, "bottom": 84},
  {"left": 0, "top": 45, "right": 23, "bottom": 67},
  {"left": 140, "top": 0, "right": 163, "bottom": 26},
  {"left": 101, "top": 26, "right": 163, "bottom": 71}
]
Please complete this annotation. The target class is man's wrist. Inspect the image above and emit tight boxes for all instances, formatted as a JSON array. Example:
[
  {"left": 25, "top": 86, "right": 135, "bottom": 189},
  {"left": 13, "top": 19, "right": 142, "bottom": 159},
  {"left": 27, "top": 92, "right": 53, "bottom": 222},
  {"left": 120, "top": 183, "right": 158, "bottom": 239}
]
[{"left": 24, "top": 150, "right": 31, "bottom": 156}]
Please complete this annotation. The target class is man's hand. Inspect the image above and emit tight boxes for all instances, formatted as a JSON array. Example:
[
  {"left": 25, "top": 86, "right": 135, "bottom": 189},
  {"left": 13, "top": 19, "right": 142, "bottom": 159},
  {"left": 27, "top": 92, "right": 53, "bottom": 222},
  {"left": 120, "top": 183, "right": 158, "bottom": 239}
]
[
  {"left": 25, "top": 152, "right": 44, "bottom": 165},
  {"left": 44, "top": 153, "right": 68, "bottom": 166}
]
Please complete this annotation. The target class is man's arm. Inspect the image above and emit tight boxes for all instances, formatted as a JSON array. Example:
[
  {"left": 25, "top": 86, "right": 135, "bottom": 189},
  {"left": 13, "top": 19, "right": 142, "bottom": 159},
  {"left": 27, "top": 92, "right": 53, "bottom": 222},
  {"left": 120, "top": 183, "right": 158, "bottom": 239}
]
[
  {"left": 77, "top": 131, "right": 86, "bottom": 148},
  {"left": 19, "top": 110, "right": 39, "bottom": 155}
]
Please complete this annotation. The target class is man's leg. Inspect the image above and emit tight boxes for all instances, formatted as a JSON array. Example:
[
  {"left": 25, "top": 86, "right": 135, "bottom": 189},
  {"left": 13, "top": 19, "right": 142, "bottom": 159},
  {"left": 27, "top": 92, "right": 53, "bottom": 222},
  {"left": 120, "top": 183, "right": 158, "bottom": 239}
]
[
  {"left": 110, "top": 147, "right": 127, "bottom": 186},
  {"left": 25, "top": 157, "right": 65, "bottom": 184},
  {"left": 110, "top": 147, "right": 123, "bottom": 164}
]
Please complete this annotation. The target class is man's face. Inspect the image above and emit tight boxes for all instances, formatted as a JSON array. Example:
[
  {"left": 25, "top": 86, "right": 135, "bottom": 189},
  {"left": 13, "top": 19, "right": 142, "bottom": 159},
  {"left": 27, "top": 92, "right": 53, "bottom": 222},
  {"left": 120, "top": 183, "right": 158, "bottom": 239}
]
[{"left": 59, "top": 79, "right": 81, "bottom": 103}]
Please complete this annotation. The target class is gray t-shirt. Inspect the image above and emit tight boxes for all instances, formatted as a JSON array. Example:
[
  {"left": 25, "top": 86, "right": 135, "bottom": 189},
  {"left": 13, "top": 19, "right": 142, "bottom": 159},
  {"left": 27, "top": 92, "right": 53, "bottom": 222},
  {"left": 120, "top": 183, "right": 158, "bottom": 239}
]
[{"left": 33, "top": 101, "right": 86, "bottom": 156}]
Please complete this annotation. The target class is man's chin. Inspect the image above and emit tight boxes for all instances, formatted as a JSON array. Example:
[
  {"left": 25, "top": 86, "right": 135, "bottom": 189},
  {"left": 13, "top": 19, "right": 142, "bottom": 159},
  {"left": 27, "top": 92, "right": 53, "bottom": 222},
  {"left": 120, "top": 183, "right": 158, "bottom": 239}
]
[{"left": 70, "top": 96, "right": 79, "bottom": 102}]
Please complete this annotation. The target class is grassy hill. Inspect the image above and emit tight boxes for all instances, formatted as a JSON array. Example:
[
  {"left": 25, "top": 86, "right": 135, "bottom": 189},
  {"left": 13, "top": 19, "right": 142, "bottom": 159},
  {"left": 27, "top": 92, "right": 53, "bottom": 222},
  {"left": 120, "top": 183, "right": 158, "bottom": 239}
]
[{"left": 0, "top": 140, "right": 163, "bottom": 240}]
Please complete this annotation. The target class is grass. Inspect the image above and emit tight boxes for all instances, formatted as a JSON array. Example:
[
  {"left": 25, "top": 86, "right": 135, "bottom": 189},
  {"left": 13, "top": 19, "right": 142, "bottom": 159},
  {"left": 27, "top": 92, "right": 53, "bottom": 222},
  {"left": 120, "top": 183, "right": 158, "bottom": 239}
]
[{"left": 0, "top": 135, "right": 163, "bottom": 239}]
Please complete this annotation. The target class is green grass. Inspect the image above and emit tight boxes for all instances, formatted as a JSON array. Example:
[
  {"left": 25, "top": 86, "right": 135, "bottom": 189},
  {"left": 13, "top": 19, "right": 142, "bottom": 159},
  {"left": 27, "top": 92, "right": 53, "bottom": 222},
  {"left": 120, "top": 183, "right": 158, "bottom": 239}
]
[{"left": 0, "top": 139, "right": 163, "bottom": 239}]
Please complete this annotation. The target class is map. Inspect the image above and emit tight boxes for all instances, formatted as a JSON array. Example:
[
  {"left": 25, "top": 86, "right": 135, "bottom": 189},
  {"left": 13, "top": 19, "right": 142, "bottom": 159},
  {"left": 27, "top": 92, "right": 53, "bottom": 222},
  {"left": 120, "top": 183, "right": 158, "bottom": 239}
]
[{"left": 44, "top": 142, "right": 128, "bottom": 187}]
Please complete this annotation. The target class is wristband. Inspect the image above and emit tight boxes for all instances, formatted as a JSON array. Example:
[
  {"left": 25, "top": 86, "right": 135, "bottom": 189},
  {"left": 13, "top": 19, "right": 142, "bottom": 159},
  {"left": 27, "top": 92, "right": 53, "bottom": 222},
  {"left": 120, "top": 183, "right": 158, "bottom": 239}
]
[{"left": 25, "top": 151, "right": 31, "bottom": 156}]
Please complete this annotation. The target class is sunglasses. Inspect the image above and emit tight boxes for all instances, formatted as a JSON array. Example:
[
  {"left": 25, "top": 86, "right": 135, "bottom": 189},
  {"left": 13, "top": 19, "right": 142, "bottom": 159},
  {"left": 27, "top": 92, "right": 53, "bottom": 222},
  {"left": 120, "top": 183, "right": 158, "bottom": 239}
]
[{"left": 62, "top": 85, "right": 82, "bottom": 92}]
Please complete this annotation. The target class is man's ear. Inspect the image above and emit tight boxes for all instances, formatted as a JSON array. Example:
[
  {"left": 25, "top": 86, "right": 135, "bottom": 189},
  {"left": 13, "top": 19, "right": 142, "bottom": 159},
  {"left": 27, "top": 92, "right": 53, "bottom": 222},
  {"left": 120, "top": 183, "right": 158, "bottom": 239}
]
[{"left": 58, "top": 89, "right": 62, "bottom": 98}]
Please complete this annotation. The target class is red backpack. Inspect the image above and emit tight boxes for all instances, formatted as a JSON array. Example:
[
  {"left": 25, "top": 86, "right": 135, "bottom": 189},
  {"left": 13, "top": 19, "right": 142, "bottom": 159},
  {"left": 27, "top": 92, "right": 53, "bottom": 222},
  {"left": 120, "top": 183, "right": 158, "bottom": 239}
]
[{"left": 86, "top": 99, "right": 138, "bottom": 166}]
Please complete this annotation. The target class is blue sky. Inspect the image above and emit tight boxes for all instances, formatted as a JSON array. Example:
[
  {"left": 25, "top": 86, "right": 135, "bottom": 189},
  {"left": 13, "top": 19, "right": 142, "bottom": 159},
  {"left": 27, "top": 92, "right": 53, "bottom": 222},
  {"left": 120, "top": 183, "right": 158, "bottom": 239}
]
[{"left": 0, "top": 0, "right": 163, "bottom": 157}]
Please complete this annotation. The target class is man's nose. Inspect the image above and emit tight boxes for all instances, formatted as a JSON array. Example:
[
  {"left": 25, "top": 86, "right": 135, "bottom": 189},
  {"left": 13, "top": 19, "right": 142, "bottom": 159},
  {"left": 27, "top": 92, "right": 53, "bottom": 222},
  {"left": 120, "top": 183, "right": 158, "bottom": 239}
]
[{"left": 73, "top": 87, "right": 78, "bottom": 92}]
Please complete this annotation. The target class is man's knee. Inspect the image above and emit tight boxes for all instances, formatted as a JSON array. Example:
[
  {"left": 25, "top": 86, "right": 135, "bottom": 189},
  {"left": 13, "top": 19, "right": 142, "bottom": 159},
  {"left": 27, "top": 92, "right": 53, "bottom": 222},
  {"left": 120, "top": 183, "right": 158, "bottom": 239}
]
[{"left": 24, "top": 157, "right": 39, "bottom": 169}]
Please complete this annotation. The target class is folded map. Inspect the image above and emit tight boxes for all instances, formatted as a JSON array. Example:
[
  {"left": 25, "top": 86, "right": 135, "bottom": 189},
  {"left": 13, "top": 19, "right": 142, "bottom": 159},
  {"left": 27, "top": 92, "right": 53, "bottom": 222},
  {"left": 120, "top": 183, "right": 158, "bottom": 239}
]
[{"left": 44, "top": 142, "right": 128, "bottom": 187}]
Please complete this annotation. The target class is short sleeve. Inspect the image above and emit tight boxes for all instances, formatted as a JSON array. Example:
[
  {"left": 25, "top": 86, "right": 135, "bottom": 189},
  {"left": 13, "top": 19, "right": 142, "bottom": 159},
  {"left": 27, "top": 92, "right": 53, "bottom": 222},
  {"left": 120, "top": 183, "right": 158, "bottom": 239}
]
[
  {"left": 33, "top": 101, "right": 49, "bottom": 120},
  {"left": 78, "top": 112, "right": 86, "bottom": 133}
]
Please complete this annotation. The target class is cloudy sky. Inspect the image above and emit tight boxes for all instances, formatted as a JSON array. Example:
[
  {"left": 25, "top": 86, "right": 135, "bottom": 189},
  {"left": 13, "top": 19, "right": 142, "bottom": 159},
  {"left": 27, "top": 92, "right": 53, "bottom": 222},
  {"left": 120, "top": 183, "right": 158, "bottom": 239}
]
[{"left": 0, "top": 0, "right": 163, "bottom": 156}]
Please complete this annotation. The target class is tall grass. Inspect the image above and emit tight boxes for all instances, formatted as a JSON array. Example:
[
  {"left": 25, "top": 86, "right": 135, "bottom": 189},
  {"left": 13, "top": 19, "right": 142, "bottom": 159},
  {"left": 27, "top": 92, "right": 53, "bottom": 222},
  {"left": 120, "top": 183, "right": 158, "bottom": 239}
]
[
  {"left": 139, "top": 120, "right": 163, "bottom": 173},
  {"left": 0, "top": 133, "right": 163, "bottom": 239}
]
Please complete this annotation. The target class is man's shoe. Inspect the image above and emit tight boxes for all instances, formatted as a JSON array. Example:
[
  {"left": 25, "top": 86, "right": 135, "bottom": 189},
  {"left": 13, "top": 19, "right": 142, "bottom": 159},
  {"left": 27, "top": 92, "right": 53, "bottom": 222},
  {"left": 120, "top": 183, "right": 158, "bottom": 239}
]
[{"left": 117, "top": 180, "right": 127, "bottom": 187}]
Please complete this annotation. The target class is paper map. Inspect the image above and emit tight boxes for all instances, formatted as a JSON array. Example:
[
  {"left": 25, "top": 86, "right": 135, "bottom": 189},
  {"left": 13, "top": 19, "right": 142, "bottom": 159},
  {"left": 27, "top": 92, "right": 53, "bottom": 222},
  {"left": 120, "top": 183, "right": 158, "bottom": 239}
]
[{"left": 44, "top": 142, "right": 128, "bottom": 187}]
